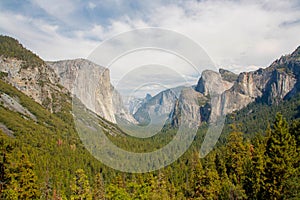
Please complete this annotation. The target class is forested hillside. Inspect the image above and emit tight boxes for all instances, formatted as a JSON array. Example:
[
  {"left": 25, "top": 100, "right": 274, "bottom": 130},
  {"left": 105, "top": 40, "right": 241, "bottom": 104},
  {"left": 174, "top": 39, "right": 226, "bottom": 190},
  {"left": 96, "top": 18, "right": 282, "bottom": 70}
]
[{"left": 0, "top": 36, "right": 299, "bottom": 199}]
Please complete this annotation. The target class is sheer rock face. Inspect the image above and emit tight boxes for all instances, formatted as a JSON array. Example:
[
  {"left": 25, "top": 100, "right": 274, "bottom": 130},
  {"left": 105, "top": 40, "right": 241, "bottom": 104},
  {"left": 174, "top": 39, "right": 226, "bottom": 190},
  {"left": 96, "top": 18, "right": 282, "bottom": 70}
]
[
  {"left": 196, "top": 68, "right": 296, "bottom": 120},
  {"left": 171, "top": 88, "right": 208, "bottom": 127},
  {"left": 133, "top": 44, "right": 299, "bottom": 127},
  {"left": 47, "top": 59, "right": 135, "bottom": 124},
  {"left": 200, "top": 48, "right": 299, "bottom": 119},
  {"left": 195, "top": 70, "right": 234, "bottom": 96},
  {"left": 0, "top": 57, "right": 66, "bottom": 112},
  {"left": 192, "top": 70, "right": 235, "bottom": 122},
  {"left": 171, "top": 46, "right": 299, "bottom": 126}
]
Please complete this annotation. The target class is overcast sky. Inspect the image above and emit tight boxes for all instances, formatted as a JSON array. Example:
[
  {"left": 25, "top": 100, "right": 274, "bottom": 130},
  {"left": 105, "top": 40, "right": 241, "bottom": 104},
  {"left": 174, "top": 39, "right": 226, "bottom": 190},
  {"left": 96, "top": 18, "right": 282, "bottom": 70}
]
[{"left": 1, "top": 0, "right": 300, "bottom": 96}]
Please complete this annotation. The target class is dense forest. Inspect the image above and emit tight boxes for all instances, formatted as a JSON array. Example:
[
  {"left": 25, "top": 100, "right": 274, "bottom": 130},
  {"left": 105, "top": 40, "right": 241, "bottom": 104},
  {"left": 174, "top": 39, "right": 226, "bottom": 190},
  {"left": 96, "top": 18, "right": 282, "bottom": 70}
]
[
  {"left": 0, "top": 36, "right": 299, "bottom": 199},
  {"left": 0, "top": 77, "right": 299, "bottom": 200}
]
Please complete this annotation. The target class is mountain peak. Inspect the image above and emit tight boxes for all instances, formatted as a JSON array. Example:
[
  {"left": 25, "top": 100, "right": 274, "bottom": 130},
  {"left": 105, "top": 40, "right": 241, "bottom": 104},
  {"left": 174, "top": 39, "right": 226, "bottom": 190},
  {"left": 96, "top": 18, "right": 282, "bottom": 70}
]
[
  {"left": 291, "top": 46, "right": 300, "bottom": 59},
  {"left": 145, "top": 93, "right": 152, "bottom": 101},
  {"left": 219, "top": 68, "right": 238, "bottom": 82}
]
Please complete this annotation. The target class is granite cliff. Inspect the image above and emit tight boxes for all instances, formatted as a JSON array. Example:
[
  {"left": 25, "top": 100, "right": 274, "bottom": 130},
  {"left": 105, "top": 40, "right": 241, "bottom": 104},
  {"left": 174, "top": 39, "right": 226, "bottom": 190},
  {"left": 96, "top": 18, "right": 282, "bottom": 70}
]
[
  {"left": 47, "top": 59, "right": 135, "bottom": 123},
  {"left": 190, "top": 46, "right": 300, "bottom": 124}
]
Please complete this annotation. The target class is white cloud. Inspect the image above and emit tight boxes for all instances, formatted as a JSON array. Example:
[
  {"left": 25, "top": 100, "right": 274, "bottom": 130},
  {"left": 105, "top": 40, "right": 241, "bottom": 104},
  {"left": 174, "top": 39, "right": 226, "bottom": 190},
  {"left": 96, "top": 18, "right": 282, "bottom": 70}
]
[
  {"left": 1, "top": 0, "right": 300, "bottom": 93},
  {"left": 0, "top": 11, "right": 97, "bottom": 60},
  {"left": 88, "top": 2, "right": 96, "bottom": 10},
  {"left": 31, "top": 0, "right": 75, "bottom": 22},
  {"left": 139, "top": 0, "right": 300, "bottom": 69}
]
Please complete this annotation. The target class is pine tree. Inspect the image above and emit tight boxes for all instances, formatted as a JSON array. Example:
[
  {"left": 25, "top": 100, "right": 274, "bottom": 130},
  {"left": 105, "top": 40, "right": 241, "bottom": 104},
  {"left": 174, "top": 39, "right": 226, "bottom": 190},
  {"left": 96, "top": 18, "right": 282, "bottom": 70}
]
[
  {"left": 290, "top": 119, "right": 300, "bottom": 148},
  {"left": 202, "top": 153, "right": 221, "bottom": 199},
  {"left": 244, "top": 134, "right": 266, "bottom": 199},
  {"left": 93, "top": 173, "right": 105, "bottom": 200},
  {"left": 2, "top": 153, "right": 40, "bottom": 200},
  {"left": 224, "top": 129, "right": 250, "bottom": 186},
  {"left": 189, "top": 152, "right": 204, "bottom": 198},
  {"left": 157, "top": 171, "right": 170, "bottom": 200},
  {"left": 105, "top": 183, "right": 131, "bottom": 200},
  {"left": 147, "top": 172, "right": 170, "bottom": 200},
  {"left": 263, "top": 113, "right": 298, "bottom": 199},
  {"left": 221, "top": 126, "right": 250, "bottom": 199},
  {"left": 106, "top": 174, "right": 130, "bottom": 200},
  {"left": 127, "top": 174, "right": 151, "bottom": 200},
  {"left": 70, "top": 169, "right": 92, "bottom": 200}
]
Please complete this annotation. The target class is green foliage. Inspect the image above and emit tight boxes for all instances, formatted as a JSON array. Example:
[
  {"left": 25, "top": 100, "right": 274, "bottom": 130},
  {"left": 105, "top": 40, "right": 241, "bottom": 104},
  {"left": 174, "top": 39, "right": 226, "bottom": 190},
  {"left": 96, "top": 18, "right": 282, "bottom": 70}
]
[
  {"left": 0, "top": 71, "right": 8, "bottom": 78},
  {"left": 0, "top": 80, "right": 104, "bottom": 198},
  {"left": 93, "top": 173, "right": 105, "bottom": 200},
  {"left": 0, "top": 132, "right": 40, "bottom": 199},
  {"left": 0, "top": 52, "right": 300, "bottom": 199},
  {"left": 70, "top": 169, "right": 92, "bottom": 200},
  {"left": 0, "top": 35, "right": 44, "bottom": 68},
  {"left": 262, "top": 113, "right": 298, "bottom": 199},
  {"left": 224, "top": 93, "right": 300, "bottom": 138}
]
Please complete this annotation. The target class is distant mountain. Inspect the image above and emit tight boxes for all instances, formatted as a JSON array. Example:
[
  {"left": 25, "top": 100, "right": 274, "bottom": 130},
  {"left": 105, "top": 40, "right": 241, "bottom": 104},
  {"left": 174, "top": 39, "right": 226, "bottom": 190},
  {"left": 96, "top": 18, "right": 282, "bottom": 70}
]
[
  {"left": 1, "top": 35, "right": 299, "bottom": 200},
  {"left": 136, "top": 46, "right": 300, "bottom": 128},
  {"left": 133, "top": 86, "right": 191, "bottom": 125},
  {"left": 1, "top": 34, "right": 300, "bottom": 132},
  {"left": 181, "top": 46, "right": 300, "bottom": 126},
  {"left": 123, "top": 93, "right": 152, "bottom": 115}
]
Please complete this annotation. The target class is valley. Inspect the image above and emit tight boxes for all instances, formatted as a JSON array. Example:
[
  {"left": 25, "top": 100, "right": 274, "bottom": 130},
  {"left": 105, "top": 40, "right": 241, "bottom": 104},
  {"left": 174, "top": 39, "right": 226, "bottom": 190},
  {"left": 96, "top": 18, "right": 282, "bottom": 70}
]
[{"left": 0, "top": 35, "right": 299, "bottom": 199}]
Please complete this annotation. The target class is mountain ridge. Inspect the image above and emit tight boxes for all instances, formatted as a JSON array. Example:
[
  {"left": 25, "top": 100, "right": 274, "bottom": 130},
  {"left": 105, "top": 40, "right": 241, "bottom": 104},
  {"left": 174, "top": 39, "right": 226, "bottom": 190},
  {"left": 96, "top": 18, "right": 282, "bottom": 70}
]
[{"left": 1, "top": 35, "right": 300, "bottom": 130}]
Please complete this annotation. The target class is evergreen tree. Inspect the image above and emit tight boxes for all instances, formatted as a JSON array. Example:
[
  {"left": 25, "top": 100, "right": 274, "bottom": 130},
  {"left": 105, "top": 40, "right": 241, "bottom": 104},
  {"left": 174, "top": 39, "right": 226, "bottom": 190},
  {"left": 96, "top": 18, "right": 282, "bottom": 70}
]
[
  {"left": 222, "top": 127, "right": 250, "bottom": 199},
  {"left": 106, "top": 174, "right": 130, "bottom": 200},
  {"left": 147, "top": 172, "right": 170, "bottom": 200},
  {"left": 105, "top": 184, "right": 131, "bottom": 200},
  {"left": 157, "top": 171, "right": 170, "bottom": 200},
  {"left": 2, "top": 153, "right": 40, "bottom": 200},
  {"left": 244, "top": 134, "right": 266, "bottom": 199},
  {"left": 70, "top": 169, "right": 92, "bottom": 200},
  {"left": 93, "top": 173, "right": 105, "bottom": 200},
  {"left": 290, "top": 119, "right": 300, "bottom": 148},
  {"left": 263, "top": 113, "right": 298, "bottom": 199},
  {"left": 201, "top": 153, "right": 221, "bottom": 199},
  {"left": 189, "top": 152, "right": 204, "bottom": 198},
  {"left": 224, "top": 129, "right": 250, "bottom": 186},
  {"left": 127, "top": 174, "right": 151, "bottom": 200}
]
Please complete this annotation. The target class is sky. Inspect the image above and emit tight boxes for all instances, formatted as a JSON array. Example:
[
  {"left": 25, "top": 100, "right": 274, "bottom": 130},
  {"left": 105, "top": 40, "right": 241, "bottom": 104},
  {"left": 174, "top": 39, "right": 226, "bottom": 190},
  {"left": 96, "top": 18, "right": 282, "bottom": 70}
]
[{"left": 1, "top": 0, "right": 300, "bottom": 96}]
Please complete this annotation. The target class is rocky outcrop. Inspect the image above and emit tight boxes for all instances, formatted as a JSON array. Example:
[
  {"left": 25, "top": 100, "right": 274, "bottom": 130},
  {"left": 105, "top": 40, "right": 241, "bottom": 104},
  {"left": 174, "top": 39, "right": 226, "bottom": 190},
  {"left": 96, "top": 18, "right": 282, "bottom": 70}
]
[
  {"left": 171, "top": 46, "right": 299, "bottom": 126},
  {"left": 219, "top": 68, "right": 238, "bottom": 82},
  {"left": 195, "top": 70, "right": 234, "bottom": 96},
  {"left": 1, "top": 35, "right": 299, "bottom": 129},
  {"left": 48, "top": 59, "right": 135, "bottom": 123},
  {"left": 198, "top": 47, "right": 299, "bottom": 119},
  {"left": 171, "top": 88, "right": 208, "bottom": 127},
  {"left": 0, "top": 57, "right": 67, "bottom": 112},
  {"left": 0, "top": 93, "right": 36, "bottom": 121}
]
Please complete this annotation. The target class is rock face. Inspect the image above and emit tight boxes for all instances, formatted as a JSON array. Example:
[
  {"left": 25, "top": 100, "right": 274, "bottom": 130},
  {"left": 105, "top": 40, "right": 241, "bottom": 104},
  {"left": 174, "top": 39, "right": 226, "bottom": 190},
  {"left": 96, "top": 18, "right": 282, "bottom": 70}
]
[
  {"left": 47, "top": 59, "right": 134, "bottom": 123},
  {"left": 168, "top": 46, "right": 300, "bottom": 127},
  {"left": 0, "top": 93, "right": 36, "bottom": 121},
  {"left": 195, "top": 70, "right": 234, "bottom": 96},
  {"left": 195, "top": 47, "right": 299, "bottom": 120},
  {"left": 195, "top": 68, "right": 237, "bottom": 122},
  {"left": 171, "top": 88, "right": 208, "bottom": 127},
  {"left": 0, "top": 57, "right": 67, "bottom": 112},
  {"left": 1, "top": 35, "right": 299, "bottom": 128}
]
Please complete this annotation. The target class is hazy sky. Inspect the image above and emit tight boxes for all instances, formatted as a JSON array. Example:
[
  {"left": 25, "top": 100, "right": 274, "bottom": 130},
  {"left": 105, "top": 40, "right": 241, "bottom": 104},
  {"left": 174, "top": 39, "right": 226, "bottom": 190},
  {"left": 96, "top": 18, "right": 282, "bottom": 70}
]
[{"left": 1, "top": 0, "right": 300, "bottom": 96}]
